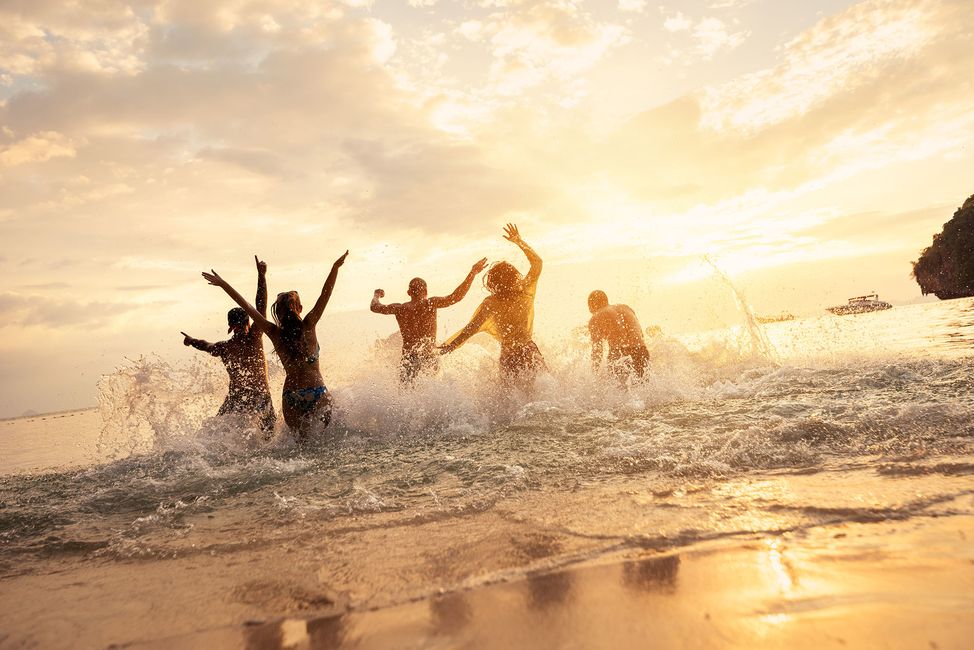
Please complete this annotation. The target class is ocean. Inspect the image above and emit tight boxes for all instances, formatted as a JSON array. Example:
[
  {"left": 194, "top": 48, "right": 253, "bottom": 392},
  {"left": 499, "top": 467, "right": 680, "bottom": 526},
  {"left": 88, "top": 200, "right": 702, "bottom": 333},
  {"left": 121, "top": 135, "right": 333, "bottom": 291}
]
[{"left": 1, "top": 298, "right": 973, "bottom": 648}]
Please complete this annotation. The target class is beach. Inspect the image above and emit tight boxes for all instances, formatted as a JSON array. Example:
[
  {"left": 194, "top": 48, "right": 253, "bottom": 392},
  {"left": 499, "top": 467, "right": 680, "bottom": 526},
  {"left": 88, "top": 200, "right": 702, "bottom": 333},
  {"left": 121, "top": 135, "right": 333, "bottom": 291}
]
[{"left": 2, "top": 299, "right": 974, "bottom": 648}]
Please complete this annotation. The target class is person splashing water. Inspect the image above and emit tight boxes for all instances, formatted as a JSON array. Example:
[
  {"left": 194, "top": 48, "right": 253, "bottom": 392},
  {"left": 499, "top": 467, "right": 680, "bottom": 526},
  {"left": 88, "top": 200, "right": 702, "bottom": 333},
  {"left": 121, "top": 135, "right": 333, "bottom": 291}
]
[
  {"left": 181, "top": 255, "right": 276, "bottom": 434},
  {"left": 439, "top": 224, "right": 547, "bottom": 390},
  {"left": 202, "top": 250, "right": 347, "bottom": 439},
  {"left": 370, "top": 258, "right": 488, "bottom": 384},
  {"left": 587, "top": 290, "right": 650, "bottom": 382}
]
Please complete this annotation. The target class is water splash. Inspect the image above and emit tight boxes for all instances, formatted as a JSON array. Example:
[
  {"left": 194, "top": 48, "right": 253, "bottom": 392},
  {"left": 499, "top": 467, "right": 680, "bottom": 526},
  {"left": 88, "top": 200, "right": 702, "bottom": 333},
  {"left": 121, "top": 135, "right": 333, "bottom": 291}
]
[{"left": 704, "top": 256, "right": 778, "bottom": 364}]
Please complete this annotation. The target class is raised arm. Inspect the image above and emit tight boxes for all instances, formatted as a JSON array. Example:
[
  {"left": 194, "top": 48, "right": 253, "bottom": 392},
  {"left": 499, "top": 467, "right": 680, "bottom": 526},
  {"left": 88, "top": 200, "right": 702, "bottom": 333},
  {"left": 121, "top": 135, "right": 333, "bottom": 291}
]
[
  {"left": 439, "top": 301, "right": 491, "bottom": 353},
  {"left": 503, "top": 223, "right": 541, "bottom": 285},
  {"left": 254, "top": 255, "right": 268, "bottom": 319},
  {"left": 182, "top": 331, "right": 218, "bottom": 355},
  {"left": 202, "top": 270, "right": 275, "bottom": 333},
  {"left": 306, "top": 250, "right": 348, "bottom": 327},
  {"left": 370, "top": 289, "right": 402, "bottom": 315},
  {"left": 430, "top": 258, "right": 488, "bottom": 308}
]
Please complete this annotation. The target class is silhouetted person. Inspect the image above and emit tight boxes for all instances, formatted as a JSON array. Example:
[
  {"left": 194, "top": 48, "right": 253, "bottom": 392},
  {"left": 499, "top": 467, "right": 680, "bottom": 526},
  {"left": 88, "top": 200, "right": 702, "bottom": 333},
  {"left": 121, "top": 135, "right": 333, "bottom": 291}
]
[
  {"left": 440, "top": 224, "right": 546, "bottom": 389},
  {"left": 182, "top": 255, "right": 275, "bottom": 434},
  {"left": 203, "top": 250, "right": 348, "bottom": 438},
  {"left": 371, "top": 258, "right": 488, "bottom": 384},
  {"left": 588, "top": 290, "right": 649, "bottom": 380}
]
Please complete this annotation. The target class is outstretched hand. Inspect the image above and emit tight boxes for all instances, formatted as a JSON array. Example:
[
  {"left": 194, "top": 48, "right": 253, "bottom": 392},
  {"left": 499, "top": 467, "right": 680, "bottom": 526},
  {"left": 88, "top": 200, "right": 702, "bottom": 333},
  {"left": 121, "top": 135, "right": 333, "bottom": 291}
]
[
  {"left": 255, "top": 254, "right": 267, "bottom": 275},
  {"left": 471, "top": 257, "right": 488, "bottom": 274},
  {"left": 333, "top": 250, "right": 349, "bottom": 267},
  {"left": 503, "top": 223, "right": 522, "bottom": 244},
  {"left": 181, "top": 331, "right": 193, "bottom": 346},
  {"left": 202, "top": 270, "right": 227, "bottom": 288}
]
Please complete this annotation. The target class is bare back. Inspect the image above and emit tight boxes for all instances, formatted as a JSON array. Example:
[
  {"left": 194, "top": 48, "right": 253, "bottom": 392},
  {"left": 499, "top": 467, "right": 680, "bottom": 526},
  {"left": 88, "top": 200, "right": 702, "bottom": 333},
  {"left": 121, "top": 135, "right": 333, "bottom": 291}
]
[
  {"left": 394, "top": 299, "right": 438, "bottom": 352},
  {"left": 265, "top": 324, "right": 324, "bottom": 390},
  {"left": 589, "top": 304, "right": 645, "bottom": 352},
  {"left": 212, "top": 329, "right": 272, "bottom": 398}
]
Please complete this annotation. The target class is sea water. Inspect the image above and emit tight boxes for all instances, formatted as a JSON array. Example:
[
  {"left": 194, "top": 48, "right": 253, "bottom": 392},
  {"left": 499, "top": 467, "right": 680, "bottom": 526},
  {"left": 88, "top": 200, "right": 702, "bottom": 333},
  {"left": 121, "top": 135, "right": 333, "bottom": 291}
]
[{"left": 1, "top": 298, "right": 973, "bottom": 645}]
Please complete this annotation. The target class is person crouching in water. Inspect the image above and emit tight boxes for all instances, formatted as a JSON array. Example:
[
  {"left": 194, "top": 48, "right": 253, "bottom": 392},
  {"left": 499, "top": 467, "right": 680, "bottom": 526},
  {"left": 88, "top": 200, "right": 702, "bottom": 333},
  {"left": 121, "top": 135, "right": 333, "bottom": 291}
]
[
  {"left": 371, "top": 258, "right": 488, "bottom": 384},
  {"left": 202, "top": 250, "right": 348, "bottom": 439},
  {"left": 182, "top": 255, "right": 276, "bottom": 434},
  {"left": 587, "top": 290, "right": 650, "bottom": 382},
  {"left": 439, "top": 224, "right": 546, "bottom": 389}
]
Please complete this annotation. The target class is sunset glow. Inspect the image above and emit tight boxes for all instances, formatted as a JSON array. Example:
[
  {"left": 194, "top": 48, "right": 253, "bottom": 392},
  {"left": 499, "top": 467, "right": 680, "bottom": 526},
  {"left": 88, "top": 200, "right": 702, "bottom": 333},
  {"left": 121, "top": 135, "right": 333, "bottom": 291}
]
[{"left": 2, "top": 0, "right": 972, "bottom": 416}]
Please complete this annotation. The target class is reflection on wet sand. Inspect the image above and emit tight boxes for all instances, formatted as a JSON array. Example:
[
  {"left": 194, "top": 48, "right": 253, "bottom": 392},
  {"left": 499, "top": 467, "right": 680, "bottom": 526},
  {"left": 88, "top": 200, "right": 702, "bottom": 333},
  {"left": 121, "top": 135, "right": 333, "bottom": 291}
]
[
  {"left": 240, "top": 614, "right": 345, "bottom": 650},
  {"left": 621, "top": 554, "right": 681, "bottom": 594},
  {"left": 126, "top": 518, "right": 974, "bottom": 649},
  {"left": 243, "top": 619, "right": 283, "bottom": 650},
  {"left": 429, "top": 592, "right": 472, "bottom": 635},
  {"left": 306, "top": 616, "right": 346, "bottom": 648},
  {"left": 525, "top": 570, "right": 575, "bottom": 611}
]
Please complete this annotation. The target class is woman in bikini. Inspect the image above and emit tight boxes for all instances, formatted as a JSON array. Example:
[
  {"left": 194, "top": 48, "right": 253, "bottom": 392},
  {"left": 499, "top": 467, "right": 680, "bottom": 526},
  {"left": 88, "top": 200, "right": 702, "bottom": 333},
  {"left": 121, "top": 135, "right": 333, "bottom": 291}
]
[
  {"left": 439, "top": 224, "right": 546, "bottom": 389},
  {"left": 202, "top": 250, "right": 347, "bottom": 438}
]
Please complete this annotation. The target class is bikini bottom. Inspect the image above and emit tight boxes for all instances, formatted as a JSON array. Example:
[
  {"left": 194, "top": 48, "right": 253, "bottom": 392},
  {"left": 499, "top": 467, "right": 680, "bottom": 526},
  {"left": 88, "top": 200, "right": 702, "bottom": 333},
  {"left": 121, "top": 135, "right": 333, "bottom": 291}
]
[{"left": 283, "top": 386, "right": 329, "bottom": 415}]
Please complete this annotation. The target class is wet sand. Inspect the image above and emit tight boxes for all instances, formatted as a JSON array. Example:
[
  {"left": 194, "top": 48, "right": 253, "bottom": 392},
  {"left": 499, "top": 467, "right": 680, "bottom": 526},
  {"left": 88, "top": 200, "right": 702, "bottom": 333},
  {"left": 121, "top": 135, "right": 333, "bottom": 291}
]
[{"left": 5, "top": 513, "right": 972, "bottom": 649}]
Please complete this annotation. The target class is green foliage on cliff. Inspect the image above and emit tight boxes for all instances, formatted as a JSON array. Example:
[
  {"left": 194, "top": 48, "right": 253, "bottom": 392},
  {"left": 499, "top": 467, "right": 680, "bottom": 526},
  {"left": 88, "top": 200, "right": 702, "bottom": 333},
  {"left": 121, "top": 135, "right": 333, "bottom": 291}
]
[{"left": 912, "top": 194, "right": 974, "bottom": 299}]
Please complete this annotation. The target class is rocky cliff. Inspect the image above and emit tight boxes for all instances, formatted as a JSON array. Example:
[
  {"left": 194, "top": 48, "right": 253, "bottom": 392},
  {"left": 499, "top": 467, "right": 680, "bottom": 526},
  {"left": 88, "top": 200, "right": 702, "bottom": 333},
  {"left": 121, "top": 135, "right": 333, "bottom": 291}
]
[{"left": 911, "top": 194, "right": 974, "bottom": 299}]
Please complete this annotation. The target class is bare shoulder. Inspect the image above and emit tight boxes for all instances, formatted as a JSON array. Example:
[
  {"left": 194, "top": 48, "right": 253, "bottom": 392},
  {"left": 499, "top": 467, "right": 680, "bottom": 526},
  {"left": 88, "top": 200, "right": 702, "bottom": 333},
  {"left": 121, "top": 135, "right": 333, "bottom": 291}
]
[
  {"left": 588, "top": 310, "right": 608, "bottom": 331},
  {"left": 618, "top": 304, "right": 638, "bottom": 317}
]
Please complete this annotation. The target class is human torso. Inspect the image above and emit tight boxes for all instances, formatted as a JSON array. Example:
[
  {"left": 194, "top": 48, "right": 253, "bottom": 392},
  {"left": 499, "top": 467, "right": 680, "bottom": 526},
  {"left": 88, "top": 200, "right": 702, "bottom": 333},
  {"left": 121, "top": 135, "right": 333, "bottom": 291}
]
[
  {"left": 590, "top": 305, "right": 645, "bottom": 355},
  {"left": 267, "top": 324, "right": 325, "bottom": 390},
  {"left": 486, "top": 278, "right": 538, "bottom": 351},
  {"left": 395, "top": 300, "right": 437, "bottom": 355},
  {"left": 216, "top": 331, "right": 272, "bottom": 397}
]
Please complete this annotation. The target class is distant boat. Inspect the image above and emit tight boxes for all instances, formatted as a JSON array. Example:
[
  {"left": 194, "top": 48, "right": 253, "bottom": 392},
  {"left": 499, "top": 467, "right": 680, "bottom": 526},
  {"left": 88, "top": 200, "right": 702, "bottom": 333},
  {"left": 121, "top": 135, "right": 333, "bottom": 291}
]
[
  {"left": 756, "top": 313, "right": 795, "bottom": 324},
  {"left": 827, "top": 293, "right": 892, "bottom": 315}
]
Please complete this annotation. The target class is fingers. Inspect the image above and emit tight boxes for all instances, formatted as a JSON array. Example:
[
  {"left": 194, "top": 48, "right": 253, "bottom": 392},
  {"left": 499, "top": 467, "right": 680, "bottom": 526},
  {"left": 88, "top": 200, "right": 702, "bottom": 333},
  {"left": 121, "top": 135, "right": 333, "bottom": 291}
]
[
  {"left": 254, "top": 254, "right": 258, "bottom": 265},
  {"left": 180, "top": 331, "right": 189, "bottom": 337},
  {"left": 202, "top": 270, "right": 223, "bottom": 286}
]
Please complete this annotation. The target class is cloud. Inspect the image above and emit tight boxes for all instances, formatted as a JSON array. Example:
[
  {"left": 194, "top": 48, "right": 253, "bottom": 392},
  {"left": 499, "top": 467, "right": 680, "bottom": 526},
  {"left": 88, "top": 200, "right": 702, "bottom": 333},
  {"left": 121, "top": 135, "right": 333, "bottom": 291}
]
[
  {"left": 618, "top": 0, "right": 648, "bottom": 13},
  {"left": 607, "top": 0, "right": 974, "bottom": 206},
  {"left": 692, "top": 18, "right": 748, "bottom": 59},
  {"left": 341, "top": 137, "right": 549, "bottom": 230},
  {"left": 660, "top": 11, "right": 747, "bottom": 59},
  {"left": 0, "top": 1, "right": 147, "bottom": 79},
  {"left": 0, "top": 131, "right": 77, "bottom": 167},
  {"left": 0, "top": 292, "right": 141, "bottom": 329},
  {"left": 195, "top": 146, "right": 289, "bottom": 177},
  {"left": 663, "top": 12, "right": 692, "bottom": 32},
  {"left": 458, "top": 0, "right": 628, "bottom": 96},
  {"left": 699, "top": 0, "right": 936, "bottom": 132}
]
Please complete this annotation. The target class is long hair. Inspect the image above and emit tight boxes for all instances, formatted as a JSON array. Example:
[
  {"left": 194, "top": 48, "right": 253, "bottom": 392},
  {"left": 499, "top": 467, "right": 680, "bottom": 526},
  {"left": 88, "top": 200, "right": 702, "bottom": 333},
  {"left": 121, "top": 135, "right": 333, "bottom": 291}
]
[
  {"left": 273, "top": 291, "right": 303, "bottom": 342},
  {"left": 484, "top": 262, "right": 522, "bottom": 297}
]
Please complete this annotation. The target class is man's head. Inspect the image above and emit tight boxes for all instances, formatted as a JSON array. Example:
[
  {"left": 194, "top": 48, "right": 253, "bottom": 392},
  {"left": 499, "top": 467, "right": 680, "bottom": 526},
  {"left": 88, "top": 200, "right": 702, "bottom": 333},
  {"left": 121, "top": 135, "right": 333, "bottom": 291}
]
[
  {"left": 227, "top": 307, "right": 250, "bottom": 334},
  {"left": 588, "top": 290, "right": 609, "bottom": 314},
  {"left": 407, "top": 277, "right": 428, "bottom": 299}
]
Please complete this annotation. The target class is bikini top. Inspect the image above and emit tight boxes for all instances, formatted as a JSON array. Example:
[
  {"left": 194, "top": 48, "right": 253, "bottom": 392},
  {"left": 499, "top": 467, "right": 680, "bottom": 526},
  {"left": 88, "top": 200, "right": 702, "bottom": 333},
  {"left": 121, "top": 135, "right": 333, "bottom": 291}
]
[{"left": 306, "top": 344, "right": 320, "bottom": 364}]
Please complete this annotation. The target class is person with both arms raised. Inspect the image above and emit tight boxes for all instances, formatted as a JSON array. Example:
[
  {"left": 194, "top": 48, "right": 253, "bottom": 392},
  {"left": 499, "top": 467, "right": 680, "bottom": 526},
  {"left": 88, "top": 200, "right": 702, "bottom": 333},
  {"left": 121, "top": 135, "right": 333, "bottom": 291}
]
[
  {"left": 370, "top": 257, "right": 488, "bottom": 384},
  {"left": 182, "top": 255, "right": 276, "bottom": 434}
]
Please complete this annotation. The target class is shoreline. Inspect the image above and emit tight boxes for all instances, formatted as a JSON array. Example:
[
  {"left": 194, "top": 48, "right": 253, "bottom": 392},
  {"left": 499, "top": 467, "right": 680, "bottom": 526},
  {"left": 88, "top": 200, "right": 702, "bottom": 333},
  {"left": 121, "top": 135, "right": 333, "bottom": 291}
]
[
  {"left": 6, "top": 511, "right": 970, "bottom": 649},
  {"left": 0, "top": 405, "right": 98, "bottom": 424}
]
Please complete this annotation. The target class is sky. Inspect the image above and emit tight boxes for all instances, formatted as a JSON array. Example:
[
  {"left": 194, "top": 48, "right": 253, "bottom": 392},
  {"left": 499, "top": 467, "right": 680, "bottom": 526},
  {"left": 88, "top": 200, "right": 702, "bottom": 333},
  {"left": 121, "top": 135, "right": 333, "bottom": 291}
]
[{"left": 1, "top": 0, "right": 972, "bottom": 417}]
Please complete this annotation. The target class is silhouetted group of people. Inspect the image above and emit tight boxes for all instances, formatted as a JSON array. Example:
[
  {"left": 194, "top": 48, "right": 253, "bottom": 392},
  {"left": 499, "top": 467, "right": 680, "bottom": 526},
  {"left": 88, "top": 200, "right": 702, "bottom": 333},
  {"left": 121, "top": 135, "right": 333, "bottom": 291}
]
[{"left": 183, "top": 225, "right": 650, "bottom": 439}]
